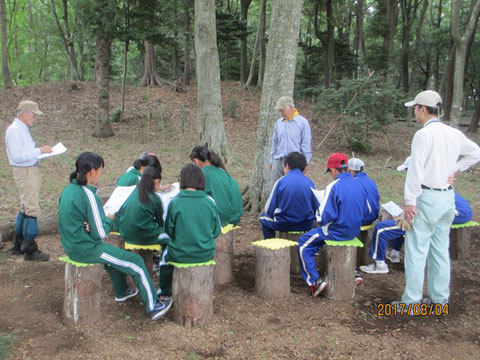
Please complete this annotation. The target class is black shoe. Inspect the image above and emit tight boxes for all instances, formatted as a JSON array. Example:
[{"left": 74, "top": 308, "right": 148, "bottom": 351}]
[
  {"left": 8, "top": 247, "right": 22, "bottom": 255},
  {"left": 24, "top": 251, "right": 49, "bottom": 261}
]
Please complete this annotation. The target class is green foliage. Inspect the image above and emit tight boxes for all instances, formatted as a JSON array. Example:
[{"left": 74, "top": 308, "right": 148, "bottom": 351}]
[
  {"left": 227, "top": 97, "right": 240, "bottom": 119},
  {"left": 0, "top": 333, "right": 14, "bottom": 359},
  {"left": 313, "top": 75, "right": 405, "bottom": 153},
  {"left": 111, "top": 109, "right": 122, "bottom": 123}
]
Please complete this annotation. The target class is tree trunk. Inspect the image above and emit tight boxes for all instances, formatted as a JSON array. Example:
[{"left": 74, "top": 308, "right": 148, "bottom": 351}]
[
  {"left": 450, "top": 0, "right": 480, "bottom": 128},
  {"left": 468, "top": 97, "right": 480, "bottom": 133},
  {"left": 0, "top": 0, "right": 13, "bottom": 88},
  {"left": 354, "top": 0, "right": 367, "bottom": 75},
  {"left": 380, "top": 0, "right": 399, "bottom": 77},
  {"left": 243, "top": 0, "right": 303, "bottom": 212},
  {"left": 120, "top": 41, "right": 128, "bottom": 118},
  {"left": 257, "top": 1, "right": 267, "bottom": 89},
  {"left": 413, "top": 0, "right": 429, "bottom": 89},
  {"left": 255, "top": 246, "right": 290, "bottom": 299},
  {"left": 240, "top": 0, "right": 252, "bottom": 83},
  {"left": 399, "top": 0, "right": 420, "bottom": 94},
  {"left": 245, "top": 0, "right": 266, "bottom": 87},
  {"left": 194, "top": 0, "right": 230, "bottom": 162},
  {"left": 173, "top": 0, "right": 180, "bottom": 80},
  {"left": 140, "top": 41, "right": 162, "bottom": 87},
  {"left": 214, "top": 232, "right": 234, "bottom": 285},
  {"left": 442, "top": 43, "right": 455, "bottom": 122},
  {"left": 93, "top": 35, "right": 114, "bottom": 138},
  {"left": 432, "top": 0, "right": 442, "bottom": 90},
  {"left": 326, "top": 245, "right": 357, "bottom": 300},
  {"left": 183, "top": 0, "right": 192, "bottom": 86}
]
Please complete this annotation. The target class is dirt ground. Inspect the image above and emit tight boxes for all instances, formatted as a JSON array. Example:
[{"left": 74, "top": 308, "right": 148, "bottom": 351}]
[{"left": 1, "top": 82, "right": 480, "bottom": 359}]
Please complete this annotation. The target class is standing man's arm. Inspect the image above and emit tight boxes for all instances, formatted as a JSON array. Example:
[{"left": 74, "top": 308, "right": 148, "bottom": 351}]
[
  {"left": 300, "top": 119, "right": 312, "bottom": 164},
  {"left": 455, "top": 136, "right": 480, "bottom": 172},
  {"left": 5, "top": 129, "right": 41, "bottom": 164}
]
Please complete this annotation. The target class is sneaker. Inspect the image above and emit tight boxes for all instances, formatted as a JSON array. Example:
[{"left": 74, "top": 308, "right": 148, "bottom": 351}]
[
  {"left": 355, "top": 270, "right": 364, "bottom": 285},
  {"left": 115, "top": 287, "right": 139, "bottom": 302},
  {"left": 23, "top": 251, "right": 49, "bottom": 261},
  {"left": 150, "top": 297, "right": 173, "bottom": 320},
  {"left": 359, "top": 262, "right": 389, "bottom": 274},
  {"left": 8, "top": 247, "right": 22, "bottom": 255},
  {"left": 386, "top": 251, "right": 400, "bottom": 263},
  {"left": 310, "top": 279, "right": 327, "bottom": 297}
]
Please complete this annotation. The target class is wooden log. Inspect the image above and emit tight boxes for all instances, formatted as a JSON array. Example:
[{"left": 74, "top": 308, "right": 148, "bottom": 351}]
[
  {"left": 63, "top": 263, "right": 103, "bottom": 326},
  {"left": 172, "top": 265, "right": 214, "bottom": 328},
  {"left": 255, "top": 246, "right": 290, "bottom": 299},
  {"left": 315, "top": 247, "right": 328, "bottom": 277},
  {"left": 326, "top": 245, "right": 357, "bottom": 300},
  {"left": 356, "top": 229, "right": 370, "bottom": 266},
  {"left": 278, "top": 231, "right": 302, "bottom": 276},
  {"left": 138, "top": 250, "right": 154, "bottom": 278},
  {"left": 214, "top": 232, "right": 234, "bottom": 286},
  {"left": 449, "top": 227, "right": 471, "bottom": 260}
]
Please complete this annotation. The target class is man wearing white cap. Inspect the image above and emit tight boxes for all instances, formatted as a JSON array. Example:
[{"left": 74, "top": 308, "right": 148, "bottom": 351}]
[
  {"left": 270, "top": 96, "right": 312, "bottom": 188},
  {"left": 5, "top": 101, "right": 52, "bottom": 261},
  {"left": 395, "top": 90, "right": 480, "bottom": 309},
  {"left": 348, "top": 158, "right": 380, "bottom": 226}
]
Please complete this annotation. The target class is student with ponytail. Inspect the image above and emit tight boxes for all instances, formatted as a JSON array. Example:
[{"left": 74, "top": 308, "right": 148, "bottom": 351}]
[
  {"left": 58, "top": 152, "right": 172, "bottom": 320},
  {"left": 116, "top": 155, "right": 162, "bottom": 186},
  {"left": 118, "top": 166, "right": 170, "bottom": 246},
  {"left": 190, "top": 145, "right": 243, "bottom": 226}
]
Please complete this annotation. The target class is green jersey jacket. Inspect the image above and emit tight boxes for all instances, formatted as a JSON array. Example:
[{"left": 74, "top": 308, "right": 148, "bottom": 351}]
[
  {"left": 118, "top": 188, "right": 170, "bottom": 246},
  {"left": 58, "top": 179, "right": 113, "bottom": 261},
  {"left": 116, "top": 168, "right": 142, "bottom": 186},
  {"left": 201, "top": 165, "right": 243, "bottom": 226},
  {"left": 165, "top": 190, "right": 221, "bottom": 263}
]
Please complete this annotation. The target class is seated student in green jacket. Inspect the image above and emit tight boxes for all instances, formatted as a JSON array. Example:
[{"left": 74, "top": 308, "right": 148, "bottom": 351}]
[
  {"left": 58, "top": 152, "right": 172, "bottom": 320},
  {"left": 118, "top": 166, "right": 170, "bottom": 247},
  {"left": 116, "top": 155, "right": 161, "bottom": 186},
  {"left": 190, "top": 145, "right": 243, "bottom": 226},
  {"left": 157, "top": 164, "right": 221, "bottom": 298}
]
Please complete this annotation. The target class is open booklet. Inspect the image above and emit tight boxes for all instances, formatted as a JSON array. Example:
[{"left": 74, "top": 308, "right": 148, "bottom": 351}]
[
  {"left": 38, "top": 142, "right": 67, "bottom": 159},
  {"left": 381, "top": 201, "right": 404, "bottom": 217},
  {"left": 103, "top": 185, "right": 137, "bottom": 216},
  {"left": 156, "top": 182, "right": 180, "bottom": 221}
]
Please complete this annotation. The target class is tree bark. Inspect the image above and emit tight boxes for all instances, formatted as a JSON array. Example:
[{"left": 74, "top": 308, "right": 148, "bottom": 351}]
[
  {"left": 442, "top": 43, "right": 455, "bottom": 122},
  {"left": 354, "top": 0, "right": 367, "bottom": 75},
  {"left": 432, "top": 0, "right": 443, "bottom": 90},
  {"left": 450, "top": 0, "right": 480, "bottom": 128},
  {"left": 468, "top": 95, "right": 480, "bottom": 133},
  {"left": 313, "top": 0, "right": 334, "bottom": 88},
  {"left": 245, "top": 0, "right": 266, "bottom": 87},
  {"left": 399, "top": 0, "right": 420, "bottom": 94},
  {"left": 240, "top": 0, "right": 253, "bottom": 83},
  {"left": 326, "top": 245, "right": 357, "bottom": 300},
  {"left": 194, "top": 0, "right": 230, "bottom": 162},
  {"left": 93, "top": 34, "right": 114, "bottom": 138},
  {"left": 120, "top": 41, "right": 128, "bottom": 118},
  {"left": 0, "top": 0, "right": 13, "bottom": 88},
  {"left": 214, "top": 232, "right": 234, "bottom": 285},
  {"left": 183, "top": 0, "right": 192, "bottom": 86},
  {"left": 244, "top": 0, "right": 303, "bottom": 212},
  {"left": 257, "top": 4, "right": 266, "bottom": 89},
  {"left": 140, "top": 41, "right": 162, "bottom": 87},
  {"left": 255, "top": 246, "right": 290, "bottom": 299}
]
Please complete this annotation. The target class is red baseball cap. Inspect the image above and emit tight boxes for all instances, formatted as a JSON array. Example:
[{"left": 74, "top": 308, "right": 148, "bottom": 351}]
[{"left": 326, "top": 153, "right": 348, "bottom": 173}]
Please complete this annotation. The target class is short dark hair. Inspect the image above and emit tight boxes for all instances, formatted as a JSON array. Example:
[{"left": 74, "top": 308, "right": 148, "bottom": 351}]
[
  {"left": 417, "top": 103, "right": 442, "bottom": 116},
  {"left": 336, "top": 167, "right": 348, "bottom": 173},
  {"left": 180, "top": 164, "right": 205, "bottom": 190},
  {"left": 138, "top": 166, "right": 162, "bottom": 204},
  {"left": 190, "top": 145, "right": 210, "bottom": 163},
  {"left": 70, "top": 152, "right": 104, "bottom": 185},
  {"left": 285, "top": 152, "right": 307, "bottom": 172}
]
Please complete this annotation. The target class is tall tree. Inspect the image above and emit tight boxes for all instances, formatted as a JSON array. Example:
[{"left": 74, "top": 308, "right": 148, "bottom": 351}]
[
  {"left": 243, "top": 0, "right": 303, "bottom": 212},
  {"left": 0, "top": 0, "right": 13, "bottom": 88},
  {"left": 194, "top": 0, "right": 230, "bottom": 161},
  {"left": 245, "top": 0, "right": 266, "bottom": 87},
  {"left": 313, "top": 0, "right": 335, "bottom": 88},
  {"left": 240, "top": 0, "right": 253, "bottom": 83},
  {"left": 450, "top": 0, "right": 480, "bottom": 127},
  {"left": 183, "top": 0, "right": 192, "bottom": 86}
]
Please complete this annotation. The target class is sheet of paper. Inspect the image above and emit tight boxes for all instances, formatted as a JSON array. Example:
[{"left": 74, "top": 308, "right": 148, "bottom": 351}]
[
  {"left": 311, "top": 188, "right": 325, "bottom": 205},
  {"left": 157, "top": 182, "right": 180, "bottom": 221},
  {"left": 38, "top": 142, "right": 67, "bottom": 159},
  {"left": 381, "top": 201, "right": 404, "bottom": 217},
  {"left": 103, "top": 185, "right": 137, "bottom": 215}
]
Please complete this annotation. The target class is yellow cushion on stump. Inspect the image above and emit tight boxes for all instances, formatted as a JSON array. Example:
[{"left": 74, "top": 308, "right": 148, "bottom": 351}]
[
  {"left": 360, "top": 224, "right": 373, "bottom": 231},
  {"left": 451, "top": 221, "right": 479, "bottom": 229},
  {"left": 324, "top": 238, "right": 363, "bottom": 247},
  {"left": 59, "top": 256, "right": 96, "bottom": 267},
  {"left": 221, "top": 224, "right": 241, "bottom": 234},
  {"left": 168, "top": 260, "right": 216, "bottom": 268},
  {"left": 252, "top": 238, "right": 298, "bottom": 250},
  {"left": 124, "top": 243, "right": 162, "bottom": 251}
]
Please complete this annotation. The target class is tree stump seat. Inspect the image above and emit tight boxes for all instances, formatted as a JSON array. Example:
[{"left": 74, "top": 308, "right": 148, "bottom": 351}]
[
  {"left": 324, "top": 238, "right": 363, "bottom": 300},
  {"left": 278, "top": 231, "right": 309, "bottom": 276},
  {"left": 449, "top": 221, "right": 479, "bottom": 260},
  {"left": 357, "top": 224, "right": 373, "bottom": 266},
  {"left": 252, "top": 238, "right": 297, "bottom": 299},
  {"left": 214, "top": 224, "right": 240, "bottom": 286},
  {"left": 124, "top": 242, "right": 162, "bottom": 278},
  {"left": 59, "top": 256, "right": 103, "bottom": 326},
  {"left": 170, "top": 260, "right": 216, "bottom": 328}
]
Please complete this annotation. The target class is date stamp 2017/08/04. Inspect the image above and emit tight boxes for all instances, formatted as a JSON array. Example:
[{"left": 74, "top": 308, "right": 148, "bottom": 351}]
[{"left": 377, "top": 303, "right": 449, "bottom": 317}]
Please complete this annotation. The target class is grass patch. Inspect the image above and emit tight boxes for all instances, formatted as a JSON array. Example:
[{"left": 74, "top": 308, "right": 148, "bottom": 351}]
[{"left": 0, "top": 333, "right": 15, "bottom": 359}]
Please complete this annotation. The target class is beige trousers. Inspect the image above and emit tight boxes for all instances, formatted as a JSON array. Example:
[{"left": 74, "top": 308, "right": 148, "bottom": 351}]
[{"left": 12, "top": 166, "right": 41, "bottom": 218}]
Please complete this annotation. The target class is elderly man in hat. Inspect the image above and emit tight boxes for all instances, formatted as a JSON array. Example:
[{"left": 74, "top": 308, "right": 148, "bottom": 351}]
[
  {"left": 5, "top": 101, "right": 52, "bottom": 261},
  {"left": 394, "top": 90, "right": 480, "bottom": 310},
  {"left": 269, "top": 96, "right": 312, "bottom": 188}
]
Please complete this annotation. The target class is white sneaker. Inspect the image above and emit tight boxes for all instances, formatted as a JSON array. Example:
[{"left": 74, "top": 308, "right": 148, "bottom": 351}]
[
  {"left": 359, "top": 262, "right": 389, "bottom": 274},
  {"left": 386, "top": 251, "right": 401, "bottom": 263}
]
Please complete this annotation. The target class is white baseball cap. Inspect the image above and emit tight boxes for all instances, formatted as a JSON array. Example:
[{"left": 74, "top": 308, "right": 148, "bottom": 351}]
[
  {"left": 404, "top": 90, "right": 442, "bottom": 108},
  {"left": 348, "top": 158, "right": 364, "bottom": 171},
  {"left": 274, "top": 96, "right": 294, "bottom": 111},
  {"left": 397, "top": 156, "right": 410, "bottom": 172}
]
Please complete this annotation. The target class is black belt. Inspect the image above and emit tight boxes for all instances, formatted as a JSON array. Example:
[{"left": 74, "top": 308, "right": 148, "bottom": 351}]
[{"left": 421, "top": 185, "right": 453, "bottom": 192}]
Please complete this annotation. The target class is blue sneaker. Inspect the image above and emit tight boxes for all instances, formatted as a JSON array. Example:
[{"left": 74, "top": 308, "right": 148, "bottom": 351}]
[
  {"left": 150, "top": 297, "right": 173, "bottom": 320},
  {"left": 115, "top": 287, "right": 139, "bottom": 302}
]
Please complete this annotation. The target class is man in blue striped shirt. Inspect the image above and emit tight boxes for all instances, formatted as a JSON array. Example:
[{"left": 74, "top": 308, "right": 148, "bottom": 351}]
[
  {"left": 270, "top": 96, "right": 312, "bottom": 188},
  {"left": 5, "top": 101, "right": 52, "bottom": 261}
]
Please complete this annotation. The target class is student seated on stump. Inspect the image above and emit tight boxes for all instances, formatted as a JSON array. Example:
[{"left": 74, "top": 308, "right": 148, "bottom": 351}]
[
  {"left": 360, "top": 157, "right": 473, "bottom": 274},
  {"left": 118, "top": 166, "right": 170, "bottom": 249},
  {"left": 297, "top": 153, "right": 368, "bottom": 296},
  {"left": 116, "top": 154, "right": 161, "bottom": 186},
  {"left": 260, "top": 151, "right": 320, "bottom": 239},
  {"left": 348, "top": 158, "right": 380, "bottom": 226},
  {"left": 157, "top": 164, "right": 221, "bottom": 299},
  {"left": 58, "top": 152, "right": 172, "bottom": 320},
  {"left": 190, "top": 145, "right": 243, "bottom": 226}
]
